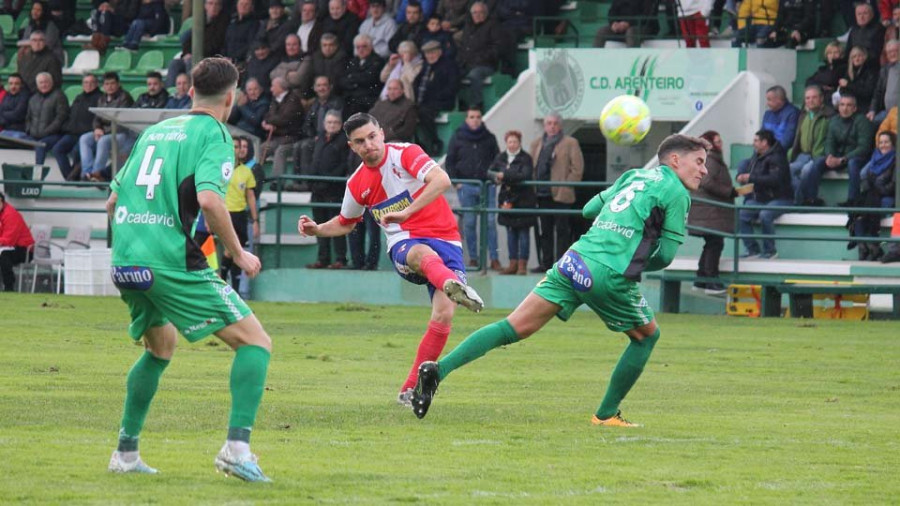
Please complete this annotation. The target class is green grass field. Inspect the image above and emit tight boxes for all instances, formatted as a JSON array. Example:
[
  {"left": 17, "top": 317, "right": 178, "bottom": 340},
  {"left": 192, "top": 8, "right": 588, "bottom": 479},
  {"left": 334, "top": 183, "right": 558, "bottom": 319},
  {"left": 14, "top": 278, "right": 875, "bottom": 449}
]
[{"left": 1, "top": 293, "right": 898, "bottom": 504}]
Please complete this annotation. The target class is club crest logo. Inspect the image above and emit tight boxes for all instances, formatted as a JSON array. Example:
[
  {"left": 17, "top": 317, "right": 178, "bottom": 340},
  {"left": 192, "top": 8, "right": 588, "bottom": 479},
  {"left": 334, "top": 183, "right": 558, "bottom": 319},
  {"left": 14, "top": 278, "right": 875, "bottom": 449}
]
[{"left": 536, "top": 49, "right": 584, "bottom": 118}]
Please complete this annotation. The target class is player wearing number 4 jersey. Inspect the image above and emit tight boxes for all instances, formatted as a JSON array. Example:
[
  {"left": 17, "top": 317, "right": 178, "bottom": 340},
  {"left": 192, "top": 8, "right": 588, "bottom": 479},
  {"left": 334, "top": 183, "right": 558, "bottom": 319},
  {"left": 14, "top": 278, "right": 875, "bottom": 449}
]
[
  {"left": 105, "top": 57, "right": 273, "bottom": 482},
  {"left": 297, "top": 112, "right": 484, "bottom": 406},
  {"left": 411, "top": 134, "right": 711, "bottom": 426}
]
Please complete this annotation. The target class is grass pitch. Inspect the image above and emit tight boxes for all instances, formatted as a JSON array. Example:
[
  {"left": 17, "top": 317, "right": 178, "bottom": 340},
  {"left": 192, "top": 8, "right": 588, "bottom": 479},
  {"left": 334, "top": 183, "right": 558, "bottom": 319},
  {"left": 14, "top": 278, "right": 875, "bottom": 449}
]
[{"left": 1, "top": 293, "right": 898, "bottom": 504}]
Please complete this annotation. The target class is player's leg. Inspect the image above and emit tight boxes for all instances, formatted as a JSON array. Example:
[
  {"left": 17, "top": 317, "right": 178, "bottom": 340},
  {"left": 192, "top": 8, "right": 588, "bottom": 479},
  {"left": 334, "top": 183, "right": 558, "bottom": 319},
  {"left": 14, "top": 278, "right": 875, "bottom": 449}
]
[
  {"left": 406, "top": 242, "right": 483, "bottom": 312},
  {"left": 397, "top": 289, "right": 455, "bottom": 404},
  {"left": 110, "top": 322, "right": 177, "bottom": 474},
  {"left": 212, "top": 315, "right": 273, "bottom": 482},
  {"left": 592, "top": 320, "right": 659, "bottom": 428}
]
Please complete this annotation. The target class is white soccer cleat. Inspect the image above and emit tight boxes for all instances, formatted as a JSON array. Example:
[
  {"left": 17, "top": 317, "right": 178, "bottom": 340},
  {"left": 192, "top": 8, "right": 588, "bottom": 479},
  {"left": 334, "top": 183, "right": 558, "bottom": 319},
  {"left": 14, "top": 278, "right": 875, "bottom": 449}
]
[
  {"left": 214, "top": 444, "right": 272, "bottom": 483},
  {"left": 108, "top": 451, "right": 159, "bottom": 474},
  {"left": 443, "top": 279, "right": 484, "bottom": 312},
  {"left": 397, "top": 389, "right": 414, "bottom": 408}
]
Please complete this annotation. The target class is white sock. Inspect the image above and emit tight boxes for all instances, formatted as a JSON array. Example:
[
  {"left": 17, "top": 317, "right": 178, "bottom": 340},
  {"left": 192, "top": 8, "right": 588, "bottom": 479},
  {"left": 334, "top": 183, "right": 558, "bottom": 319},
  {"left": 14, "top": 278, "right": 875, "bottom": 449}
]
[
  {"left": 118, "top": 451, "right": 139, "bottom": 463},
  {"left": 226, "top": 440, "right": 251, "bottom": 458}
]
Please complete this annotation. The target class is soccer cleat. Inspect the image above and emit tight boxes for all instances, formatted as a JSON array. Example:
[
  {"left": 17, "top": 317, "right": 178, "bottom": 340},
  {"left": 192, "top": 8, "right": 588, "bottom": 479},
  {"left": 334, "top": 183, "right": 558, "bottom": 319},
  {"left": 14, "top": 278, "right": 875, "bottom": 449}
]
[
  {"left": 443, "top": 279, "right": 484, "bottom": 313},
  {"left": 108, "top": 451, "right": 159, "bottom": 474},
  {"left": 397, "top": 389, "right": 413, "bottom": 408},
  {"left": 411, "top": 361, "right": 441, "bottom": 419},
  {"left": 591, "top": 411, "right": 640, "bottom": 428},
  {"left": 214, "top": 445, "right": 272, "bottom": 483}
]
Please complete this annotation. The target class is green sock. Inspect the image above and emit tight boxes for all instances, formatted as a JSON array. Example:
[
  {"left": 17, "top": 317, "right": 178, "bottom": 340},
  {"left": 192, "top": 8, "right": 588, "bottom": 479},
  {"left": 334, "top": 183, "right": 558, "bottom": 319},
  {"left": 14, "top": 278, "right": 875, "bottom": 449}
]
[
  {"left": 228, "top": 345, "right": 270, "bottom": 432},
  {"left": 437, "top": 319, "right": 519, "bottom": 381},
  {"left": 119, "top": 351, "right": 170, "bottom": 451},
  {"left": 595, "top": 328, "right": 660, "bottom": 419}
]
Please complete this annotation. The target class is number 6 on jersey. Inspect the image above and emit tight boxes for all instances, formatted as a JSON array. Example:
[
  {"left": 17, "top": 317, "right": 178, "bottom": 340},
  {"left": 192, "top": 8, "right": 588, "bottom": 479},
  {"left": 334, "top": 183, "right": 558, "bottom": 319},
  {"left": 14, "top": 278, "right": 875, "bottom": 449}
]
[{"left": 136, "top": 145, "right": 163, "bottom": 199}]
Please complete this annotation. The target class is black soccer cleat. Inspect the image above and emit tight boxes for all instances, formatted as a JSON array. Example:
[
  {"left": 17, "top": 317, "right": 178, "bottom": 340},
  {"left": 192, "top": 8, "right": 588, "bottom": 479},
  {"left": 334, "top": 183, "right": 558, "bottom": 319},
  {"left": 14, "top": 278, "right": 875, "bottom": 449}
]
[{"left": 412, "top": 361, "right": 441, "bottom": 419}]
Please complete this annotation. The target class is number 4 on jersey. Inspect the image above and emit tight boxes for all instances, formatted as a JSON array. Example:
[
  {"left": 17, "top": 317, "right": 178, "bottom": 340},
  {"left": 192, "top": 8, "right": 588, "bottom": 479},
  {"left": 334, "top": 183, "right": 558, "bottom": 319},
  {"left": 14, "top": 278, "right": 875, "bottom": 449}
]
[{"left": 136, "top": 145, "right": 163, "bottom": 199}]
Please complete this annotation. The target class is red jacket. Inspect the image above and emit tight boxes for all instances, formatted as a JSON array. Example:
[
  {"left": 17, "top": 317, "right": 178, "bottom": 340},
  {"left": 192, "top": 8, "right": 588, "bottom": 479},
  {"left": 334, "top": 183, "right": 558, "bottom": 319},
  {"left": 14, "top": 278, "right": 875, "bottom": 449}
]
[
  {"left": 881, "top": 0, "right": 898, "bottom": 22},
  {"left": 0, "top": 202, "right": 35, "bottom": 249}
]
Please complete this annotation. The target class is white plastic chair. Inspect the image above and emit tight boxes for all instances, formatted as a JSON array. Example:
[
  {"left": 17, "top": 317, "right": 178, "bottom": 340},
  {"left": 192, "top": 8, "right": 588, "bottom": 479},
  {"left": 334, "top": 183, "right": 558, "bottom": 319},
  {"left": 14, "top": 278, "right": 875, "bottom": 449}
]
[
  {"left": 62, "top": 49, "right": 100, "bottom": 75},
  {"left": 26, "top": 225, "right": 91, "bottom": 293}
]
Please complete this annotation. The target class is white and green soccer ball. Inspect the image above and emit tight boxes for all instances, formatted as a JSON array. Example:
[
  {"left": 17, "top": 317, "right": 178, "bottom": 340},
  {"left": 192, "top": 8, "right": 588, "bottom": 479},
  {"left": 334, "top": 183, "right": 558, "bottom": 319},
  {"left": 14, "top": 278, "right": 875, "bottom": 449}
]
[{"left": 599, "top": 95, "right": 652, "bottom": 146}]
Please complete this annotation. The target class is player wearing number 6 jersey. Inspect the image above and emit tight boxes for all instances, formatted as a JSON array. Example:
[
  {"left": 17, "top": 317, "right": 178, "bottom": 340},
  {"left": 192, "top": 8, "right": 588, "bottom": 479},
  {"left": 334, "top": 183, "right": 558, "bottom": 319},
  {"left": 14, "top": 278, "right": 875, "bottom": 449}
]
[
  {"left": 104, "top": 57, "right": 273, "bottom": 482},
  {"left": 411, "top": 134, "right": 710, "bottom": 425},
  {"left": 297, "top": 112, "right": 484, "bottom": 406}
]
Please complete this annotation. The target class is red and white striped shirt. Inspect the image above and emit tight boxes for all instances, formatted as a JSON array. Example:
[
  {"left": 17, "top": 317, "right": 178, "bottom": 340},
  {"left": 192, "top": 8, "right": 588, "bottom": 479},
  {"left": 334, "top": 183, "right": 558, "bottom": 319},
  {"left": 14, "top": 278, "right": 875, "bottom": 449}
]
[{"left": 339, "top": 142, "right": 460, "bottom": 250}]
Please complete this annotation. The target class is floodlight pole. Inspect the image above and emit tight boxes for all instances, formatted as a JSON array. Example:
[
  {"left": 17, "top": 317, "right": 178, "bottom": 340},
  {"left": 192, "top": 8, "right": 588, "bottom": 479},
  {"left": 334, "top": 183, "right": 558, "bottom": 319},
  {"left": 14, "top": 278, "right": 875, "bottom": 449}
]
[{"left": 192, "top": 0, "right": 204, "bottom": 62}]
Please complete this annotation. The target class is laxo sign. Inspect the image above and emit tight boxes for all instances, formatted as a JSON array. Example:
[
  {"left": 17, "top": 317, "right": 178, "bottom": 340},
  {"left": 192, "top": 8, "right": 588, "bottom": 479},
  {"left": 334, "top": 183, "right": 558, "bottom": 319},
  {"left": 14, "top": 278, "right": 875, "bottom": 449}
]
[{"left": 535, "top": 48, "right": 740, "bottom": 121}]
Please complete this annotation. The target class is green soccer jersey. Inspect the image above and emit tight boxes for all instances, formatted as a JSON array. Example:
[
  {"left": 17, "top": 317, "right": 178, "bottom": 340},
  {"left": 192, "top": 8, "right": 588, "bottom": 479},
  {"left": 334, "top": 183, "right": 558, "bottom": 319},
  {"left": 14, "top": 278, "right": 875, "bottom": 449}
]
[
  {"left": 110, "top": 112, "right": 234, "bottom": 271},
  {"left": 572, "top": 165, "right": 691, "bottom": 281}
]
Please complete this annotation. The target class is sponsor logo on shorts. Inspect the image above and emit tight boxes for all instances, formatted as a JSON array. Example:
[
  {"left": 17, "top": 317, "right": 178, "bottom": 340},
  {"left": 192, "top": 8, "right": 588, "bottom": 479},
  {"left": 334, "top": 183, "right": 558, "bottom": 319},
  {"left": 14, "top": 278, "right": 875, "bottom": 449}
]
[
  {"left": 557, "top": 250, "right": 593, "bottom": 292},
  {"left": 110, "top": 266, "right": 155, "bottom": 290},
  {"left": 114, "top": 205, "right": 176, "bottom": 227},
  {"left": 394, "top": 261, "right": 412, "bottom": 275},
  {"left": 186, "top": 318, "right": 219, "bottom": 333}
]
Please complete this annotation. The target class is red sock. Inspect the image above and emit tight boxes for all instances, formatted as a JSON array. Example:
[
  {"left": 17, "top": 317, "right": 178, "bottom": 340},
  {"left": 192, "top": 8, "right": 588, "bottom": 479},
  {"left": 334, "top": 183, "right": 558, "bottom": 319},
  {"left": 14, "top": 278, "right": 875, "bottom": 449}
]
[
  {"left": 418, "top": 254, "right": 458, "bottom": 290},
  {"left": 401, "top": 320, "right": 451, "bottom": 391}
]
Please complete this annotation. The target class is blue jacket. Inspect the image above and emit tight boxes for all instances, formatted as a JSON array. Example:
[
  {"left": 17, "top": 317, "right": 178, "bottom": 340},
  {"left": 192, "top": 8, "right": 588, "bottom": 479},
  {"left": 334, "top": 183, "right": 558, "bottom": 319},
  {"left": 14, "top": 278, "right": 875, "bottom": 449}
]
[
  {"left": 0, "top": 90, "right": 30, "bottom": 132},
  {"left": 395, "top": 0, "right": 436, "bottom": 23},
  {"left": 762, "top": 102, "right": 800, "bottom": 151},
  {"left": 164, "top": 94, "right": 191, "bottom": 109}
]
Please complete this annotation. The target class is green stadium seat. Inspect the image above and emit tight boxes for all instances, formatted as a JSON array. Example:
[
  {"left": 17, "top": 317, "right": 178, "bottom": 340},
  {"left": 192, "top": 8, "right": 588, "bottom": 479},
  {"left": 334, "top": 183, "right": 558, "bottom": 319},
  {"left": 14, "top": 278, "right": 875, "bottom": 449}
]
[
  {"left": 100, "top": 50, "right": 133, "bottom": 73},
  {"left": 0, "top": 14, "right": 13, "bottom": 38},
  {"left": 64, "top": 84, "right": 81, "bottom": 102},
  {"left": 16, "top": 12, "right": 29, "bottom": 33},
  {"left": 179, "top": 17, "right": 192, "bottom": 35},
  {"left": 129, "top": 85, "right": 147, "bottom": 98},
  {"left": 0, "top": 55, "right": 17, "bottom": 74},
  {"left": 127, "top": 50, "right": 164, "bottom": 75}
]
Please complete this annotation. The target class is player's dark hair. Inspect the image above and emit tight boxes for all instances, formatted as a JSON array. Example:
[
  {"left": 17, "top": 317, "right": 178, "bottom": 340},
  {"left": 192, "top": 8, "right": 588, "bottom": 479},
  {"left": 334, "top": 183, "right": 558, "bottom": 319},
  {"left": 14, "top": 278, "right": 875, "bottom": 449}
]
[
  {"left": 657, "top": 134, "right": 710, "bottom": 161},
  {"left": 146, "top": 71, "right": 163, "bottom": 81},
  {"left": 102, "top": 71, "right": 119, "bottom": 82},
  {"left": 754, "top": 129, "right": 776, "bottom": 147},
  {"left": 191, "top": 57, "right": 239, "bottom": 98},
  {"left": 343, "top": 112, "right": 380, "bottom": 137}
]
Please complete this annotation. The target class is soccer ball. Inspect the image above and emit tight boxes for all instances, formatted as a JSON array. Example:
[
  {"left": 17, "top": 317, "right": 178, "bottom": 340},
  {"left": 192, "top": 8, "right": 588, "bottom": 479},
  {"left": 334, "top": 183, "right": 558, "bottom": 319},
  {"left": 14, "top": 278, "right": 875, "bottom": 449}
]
[{"left": 599, "top": 95, "right": 652, "bottom": 146}]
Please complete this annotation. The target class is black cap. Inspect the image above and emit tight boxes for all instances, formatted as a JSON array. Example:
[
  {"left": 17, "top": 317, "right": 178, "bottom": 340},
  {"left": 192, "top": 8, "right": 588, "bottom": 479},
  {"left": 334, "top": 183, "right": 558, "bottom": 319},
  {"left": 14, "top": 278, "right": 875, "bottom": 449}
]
[{"left": 269, "top": 0, "right": 284, "bottom": 7}]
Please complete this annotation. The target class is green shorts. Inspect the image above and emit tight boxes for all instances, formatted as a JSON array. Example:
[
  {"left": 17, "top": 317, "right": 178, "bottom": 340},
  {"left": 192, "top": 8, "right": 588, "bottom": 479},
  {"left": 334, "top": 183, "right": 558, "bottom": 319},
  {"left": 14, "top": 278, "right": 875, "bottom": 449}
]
[
  {"left": 112, "top": 265, "right": 252, "bottom": 342},
  {"left": 532, "top": 250, "right": 654, "bottom": 332}
]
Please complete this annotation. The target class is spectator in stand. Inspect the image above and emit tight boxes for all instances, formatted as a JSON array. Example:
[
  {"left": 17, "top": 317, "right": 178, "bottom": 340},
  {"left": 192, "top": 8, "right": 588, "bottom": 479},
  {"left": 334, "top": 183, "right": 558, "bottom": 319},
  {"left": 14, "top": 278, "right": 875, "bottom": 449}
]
[
  {"left": 133, "top": 71, "right": 169, "bottom": 108},
  {"left": 445, "top": 105, "right": 500, "bottom": 269},
  {"left": 379, "top": 40, "right": 422, "bottom": 100},
  {"left": 359, "top": 0, "right": 397, "bottom": 58},
  {"left": 18, "top": 1, "right": 64, "bottom": 63},
  {"left": 436, "top": 0, "right": 467, "bottom": 35},
  {"left": 489, "top": 129, "right": 535, "bottom": 275},
  {"left": 736, "top": 129, "right": 793, "bottom": 259},
  {"left": 290, "top": 1, "right": 323, "bottom": 90},
  {"left": 497, "top": 0, "right": 535, "bottom": 41},
  {"left": 880, "top": 5, "right": 900, "bottom": 65},
  {"left": 876, "top": 104, "right": 898, "bottom": 138},
  {"left": 806, "top": 40, "right": 847, "bottom": 95},
  {"left": 78, "top": 72, "right": 134, "bottom": 182},
  {"left": 688, "top": 131, "right": 735, "bottom": 294},
  {"left": 306, "top": 110, "right": 350, "bottom": 269},
  {"left": 224, "top": 0, "right": 259, "bottom": 64},
  {"left": 0, "top": 0, "right": 25, "bottom": 18},
  {"left": 229, "top": 77, "right": 270, "bottom": 138},
  {"left": 164, "top": 73, "right": 192, "bottom": 109},
  {"left": 848, "top": 2, "right": 886, "bottom": 57},
  {"left": 166, "top": 0, "right": 228, "bottom": 86},
  {"left": 87, "top": 1, "right": 127, "bottom": 52},
  {"left": 593, "top": 0, "right": 659, "bottom": 48},
  {"left": 308, "top": 33, "right": 349, "bottom": 97},
  {"left": 678, "top": 0, "right": 712, "bottom": 48},
  {"left": 296, "top": 75, "right": 343, "bottom": 179},
  {"left": 320, "top": 0, "right": 361, "bottom": 57},
  {"left": 394, "top": 0, "right": 434, "bottom": 23},
  {"left": 834, "top": 45, "right": 879, "bottom": 112},
  {"left": 17, "top": 31, "right": 62, "bottom": 95},
  {"left": 258, "top": 0, "right": 298, "bottom": 58},
  {"left": 51, "top": 74, "right": 100, "bottom": 180},
  {"left": 849, "top": 131, "right": 895, "bottom": 260},
  {"left": 413, "top": 40, "right": 458, "bottom": 154},
  {"left": 339, "top": 33, "right": 385, "bottom": 117},
  {"left": 245, "top": 41, "right": 280, "bottom": 91},
  {"left": 790, "top": 84, "right": 835, "bottom": 203},
  {"left": 456, "top": 2, "right": 500, "bottom": 108},
  {"left": 269, "top": 33, "right": 304, "bottom": 87},
  {"left": 24, "top": 72, "right": 68, "bottom": 167},
  {"left": 417, "top": 13, "right": 456, "bottom": 60},
  {"left": 880, "top": 0, "right": 898, "bottom": 25},
  {"left": 260, "top": 76, "right": 304, "bottom": 190},
  {"left": 0, "top": 192, "right": 35, "bottom": 292},
  {"left": 369, "top": 78, "right": 417, "bottom": 141},
  {"left": 121, "top": 0, "right": 169, "bottom": 51},
  {"left": 50, "top": 0, "right": 76, "bottom": 36},
  {"left": 869, "top": 39, "right": 900, "bottom": 123},
  {"left": 389, "top": 0, "right": 425, "bottom": 53},
  {"left": 529, "top": 112, "right": 584, "bottom": 272},
  {"left": 732, "top": 0, "right": 778, "bottom": 47},
  {"left": 799, "top": 94, "right": 874, "bottom": 205},
  {"left": 347, "top": 0, "right": 370, "bottom": 20},
  {"left": 762, "top": 85, "right": 801, "bottom": 150},
  {"left": 764, "top": 0, "right": 817, "bottom": 48},
  {"left": 0, "top": 74, "right": 30, "bottom": 135}
]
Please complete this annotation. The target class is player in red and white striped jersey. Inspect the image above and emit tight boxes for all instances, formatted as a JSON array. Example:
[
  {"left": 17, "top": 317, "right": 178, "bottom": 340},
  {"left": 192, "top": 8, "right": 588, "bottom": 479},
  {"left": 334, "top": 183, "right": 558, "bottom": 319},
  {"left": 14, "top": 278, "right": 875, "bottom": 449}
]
[{"left": 298, "top": 113, "right": 484, "bottom": 405}]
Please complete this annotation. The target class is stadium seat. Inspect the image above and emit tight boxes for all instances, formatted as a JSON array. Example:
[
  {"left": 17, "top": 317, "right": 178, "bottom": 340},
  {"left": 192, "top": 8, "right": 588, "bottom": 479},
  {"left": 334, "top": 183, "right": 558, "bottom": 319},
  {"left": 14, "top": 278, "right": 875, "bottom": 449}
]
[
  {"left": 62, "top": 49, "right": 100, "bottom": 75},
  {"left": 126, "top": 50, "right": 164, "bottom": 75},
  {"left": 0, "top": 14, "right": 13, "bottom": 37},
  {"left": 64, "top": 84, "right": 81, "bottom": 102},
  {"left": 0, "top": 55, "right": 17, "bottom": 74},
  {"left": 100, "top": 50, "right": 133, "bottom": 73},
  {"left": 129, "top": 85, "right": 147, "bottom": 98}
]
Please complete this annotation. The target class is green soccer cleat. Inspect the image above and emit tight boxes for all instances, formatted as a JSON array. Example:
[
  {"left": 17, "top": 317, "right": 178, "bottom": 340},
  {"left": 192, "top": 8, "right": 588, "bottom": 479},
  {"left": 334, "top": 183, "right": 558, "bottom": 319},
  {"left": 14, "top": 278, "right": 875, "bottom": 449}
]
[
  {"left": 214, "top": 445, "right": 272, "bottom": 483},
  {"left": 108, "top": 451, "right": 159, "bottom": 474}
]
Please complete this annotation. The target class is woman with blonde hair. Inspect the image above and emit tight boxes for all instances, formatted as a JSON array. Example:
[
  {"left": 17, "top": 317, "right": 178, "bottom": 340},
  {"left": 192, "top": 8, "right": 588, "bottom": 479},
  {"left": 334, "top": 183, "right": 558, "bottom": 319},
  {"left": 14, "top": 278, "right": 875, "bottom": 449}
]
[{"left": 379, "top": 40, "right": 423, "bottom": 101}]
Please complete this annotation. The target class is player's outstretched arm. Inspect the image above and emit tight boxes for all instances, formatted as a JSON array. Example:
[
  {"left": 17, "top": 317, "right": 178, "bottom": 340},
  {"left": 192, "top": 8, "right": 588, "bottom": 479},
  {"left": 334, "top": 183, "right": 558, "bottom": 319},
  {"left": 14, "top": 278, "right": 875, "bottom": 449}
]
[
  {"left": 380, "top": 166, "right": 452, "bottom": 225},
  {"left": 298, "top": 215, "right": 355, "bottom": 237},
  {"left": 645, "top": 237, "right": 680, "bottom": 272},
  {"left": 581, "top": 194, "right": 605, "bottom": 220},
  {"left": 198, "top": 190, "right": 261, "bottom": 277}
]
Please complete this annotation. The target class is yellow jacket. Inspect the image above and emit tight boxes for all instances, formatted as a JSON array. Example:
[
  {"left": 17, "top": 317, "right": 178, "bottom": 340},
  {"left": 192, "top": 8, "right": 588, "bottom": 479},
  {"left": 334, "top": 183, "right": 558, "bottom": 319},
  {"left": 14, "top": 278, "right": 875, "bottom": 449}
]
[
  {"left": 877, "top": 107, "right": 897, "bottom": 141},
  {"left": 737, "top": 0, "right": 779, "bottom": 29}
]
